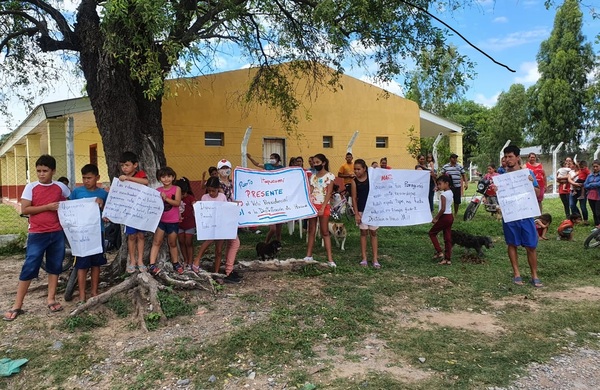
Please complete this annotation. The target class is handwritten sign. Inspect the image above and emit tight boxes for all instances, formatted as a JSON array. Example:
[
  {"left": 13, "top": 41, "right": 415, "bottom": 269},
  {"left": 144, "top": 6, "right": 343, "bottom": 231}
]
[
  {"left": 233, "top": 167, "right": 317, "bottom": 226},
  {"left": 58, "top": 198, "right": 103, "bottom": 257},
  {"left": 494, "top": 169, "right": 540, "bottom": 222},
  {"left": 361, "top": 168, "right": 431, "bottom": 226},
  {"left": 102, "top": 178, "right": 163, "bottom": 232},
  {"left": 194, "top": 201, "right": 240, "bottom": 240}
]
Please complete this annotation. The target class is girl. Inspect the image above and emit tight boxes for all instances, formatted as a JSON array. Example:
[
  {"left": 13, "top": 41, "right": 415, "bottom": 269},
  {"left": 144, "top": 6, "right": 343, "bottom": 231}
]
[
  {"left": 534, "top": 213, "right": 552, "bottom": 240},
  {"left": 351, "top": 159, "right": 380, "bottom": 268},
  {"left": 192, "top": 177, "right": 226, "bottom": 275},
  {"left": 304, "top": 153, "right": 336, "bottom": 267},
  {"left": 584, "top": 160, "right": 600, "bottom": 227},
  {"left": 176, "top": 177, "right": 196, "bottom": 269},
  {"left": 148, "top": 167, "right": 184, "bottom": 276},
  {"left": 429, "top": 175, "right": 454, "bottom": 265},
  {"left": 426, "top": 153, "right": 436, "bottom": 173},
  {"left": 200, "top": 166, "right": 218, "bottom": 194},
  {"left": 415, "top": 154, "right": 436, "bottom": 212}
]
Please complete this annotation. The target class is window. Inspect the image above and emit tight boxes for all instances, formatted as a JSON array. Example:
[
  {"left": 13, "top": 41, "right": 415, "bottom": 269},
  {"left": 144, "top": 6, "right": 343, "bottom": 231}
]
[
  {"left": 375, "top": 137, "right": 388, "bottom": 148},
  {"left": 205, "top": 132, "right": 224, "bottom": 146},
  {"left": 323, "top": 136, "right": 333, "bottom": 148}
]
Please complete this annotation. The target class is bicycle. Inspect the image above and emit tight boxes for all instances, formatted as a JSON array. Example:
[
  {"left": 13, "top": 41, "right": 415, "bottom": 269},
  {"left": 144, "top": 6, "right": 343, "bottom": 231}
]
[
  {"left": 584, "top": 228, "right": 600, "bottom": 249},
  {"left": 330, "top": 187, "right": 355, "bottom": 221}
]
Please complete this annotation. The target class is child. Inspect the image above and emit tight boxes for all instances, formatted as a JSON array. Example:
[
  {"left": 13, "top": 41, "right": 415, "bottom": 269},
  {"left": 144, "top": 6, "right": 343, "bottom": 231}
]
[
  {"left": 192, "top": 177, "right": 226, "bottom": 275},
  {"left": 304, "top": 153, "right": 336, "bottom": 267},
  {"left": 118, "top": 151, "right": 149, "bottom": 273},
  {"left": 57, "top": 176, "right": 70, "bottom": 187},
  {"left": 176, "top": 177, "right": 196, "bottom": 269},
  {"left": 200, "top": 166, "right": 218, "bottom": 194},
  {"left": 351, "top": 159, "right": 380, "bottom": 268},
  {"left": 429, "top": 175, "right": 454, "bottom": 265},
  {"left": 557, "top": 213, "right": 582, "bottom": 241},
  {"left": 69, "top": 164, "right": 109, "bottom": 303},
  {"left": 575, "top": 160, "right": 590, "bottom": 200},
  {"left": 4, "top": 155, "right": 70, "bottom": 321},
  {"left": 535, "top": 213, "right": 553, "bottom": 240},
  {"left": 148, "top": 167, "right": 184, "bottom": 275}
]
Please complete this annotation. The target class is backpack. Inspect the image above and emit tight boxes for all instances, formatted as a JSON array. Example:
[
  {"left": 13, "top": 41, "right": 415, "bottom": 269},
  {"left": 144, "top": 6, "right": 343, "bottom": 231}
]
[{"left": 104, "top": 222, "right": 122, "bottom": 252}]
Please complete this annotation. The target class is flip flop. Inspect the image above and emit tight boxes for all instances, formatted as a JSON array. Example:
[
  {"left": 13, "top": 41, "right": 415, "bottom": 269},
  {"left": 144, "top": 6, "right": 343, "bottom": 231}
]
[
  {"left": 359, "top": 260, "right": 368, "bottom": 267},
  {"left": 512, "top": 276, "right": 524, "bottom": 285},
  {"left": 373, "top": 262, "right": 381, "bottom": 269},
  {"left": 3, "top": 308, "right": 24, "bottom": 322},
  {"left": 530, "top": 278, "right": 544, "bottom": 288},
  {"left": 47, "top": 302, "right": 64, "bottom": 313}
]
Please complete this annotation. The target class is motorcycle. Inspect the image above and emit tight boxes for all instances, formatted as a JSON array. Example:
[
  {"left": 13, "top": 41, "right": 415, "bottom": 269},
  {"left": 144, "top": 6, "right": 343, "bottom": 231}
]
[
  {"left": 463, "top": 178, "right": 500, "bottom": 221},
  {"left": 584, "top": 229, "right": 600, "bottom": 249}
]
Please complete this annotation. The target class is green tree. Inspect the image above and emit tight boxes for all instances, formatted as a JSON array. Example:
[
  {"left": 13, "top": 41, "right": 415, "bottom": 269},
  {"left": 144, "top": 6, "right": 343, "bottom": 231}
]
[
  {"left": 529, "top": 0, "right": 596, "bottom": 152},
  {"left": 475, "top": 84, "right": 528, "bottom": 169},
  {"left": 442, "top": 100, "right": 491, "bottom": 164}
]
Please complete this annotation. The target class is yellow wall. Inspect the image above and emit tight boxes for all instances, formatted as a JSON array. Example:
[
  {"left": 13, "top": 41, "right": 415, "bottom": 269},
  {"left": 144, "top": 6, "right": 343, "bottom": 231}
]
[
  {"left": 73, "top": 127, "right": 108, "bottom": 185},
  {"left": 162, "top": 67, "right": 420, "bottom": 180}
]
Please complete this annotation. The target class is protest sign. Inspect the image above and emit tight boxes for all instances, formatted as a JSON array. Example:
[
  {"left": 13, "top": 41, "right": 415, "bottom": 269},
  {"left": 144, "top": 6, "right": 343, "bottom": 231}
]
[
  {"left": 102, "top": 178, "right": 163, "bottom": 232},
  {"left": 58, "top": 198, "right": 103, "bottom": 257},
  {"left": 361, "top": 168, "right": 431, "bottom": 226},
  {"left": 494, "top": 169, "right": 540, "bottom": 222},
  {"left": 194, "top": 201, "right": 240, "bottom": 240},
  {"left": 233, "top": 167, "right": 317, "bottom": 226}
]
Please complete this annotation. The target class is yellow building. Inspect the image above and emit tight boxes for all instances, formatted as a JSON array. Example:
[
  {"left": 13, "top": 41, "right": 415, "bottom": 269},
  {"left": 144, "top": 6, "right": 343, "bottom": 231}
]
[{"left": 0, "top": 67, "right": 462, "bottom": 206}]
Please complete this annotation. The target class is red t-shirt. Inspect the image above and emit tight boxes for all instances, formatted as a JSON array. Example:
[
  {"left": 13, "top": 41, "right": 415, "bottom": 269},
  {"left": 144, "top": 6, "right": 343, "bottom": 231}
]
[{"left": 21, "top": 181, "right": 70, "bottom": 233}]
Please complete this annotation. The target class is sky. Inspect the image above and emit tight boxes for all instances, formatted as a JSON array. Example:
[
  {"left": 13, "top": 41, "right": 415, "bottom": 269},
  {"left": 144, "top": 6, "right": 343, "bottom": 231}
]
[{"left": 1, "top": 0, "right": 599, "bottom": 136}]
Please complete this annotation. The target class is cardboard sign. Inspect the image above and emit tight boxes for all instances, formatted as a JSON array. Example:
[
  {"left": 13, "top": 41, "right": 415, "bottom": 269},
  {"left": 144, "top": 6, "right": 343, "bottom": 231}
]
[
  {"left": 102, "top": 178, "right": 163, "bottom": 232},
  {"left": 193, "top": 201, "right": 240, "bottom": 240},
  {"left": 494, "top": 169, "right": 541, "bottom": 222},
  {"left": 58, "top": 198, "right": 103, "bottom": 257}
]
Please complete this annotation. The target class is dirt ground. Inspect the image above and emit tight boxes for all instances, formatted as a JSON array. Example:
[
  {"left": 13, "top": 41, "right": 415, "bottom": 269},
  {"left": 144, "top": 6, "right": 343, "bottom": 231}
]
[{"left": 1, "top": 254, "right": 600, "bottom": 389}]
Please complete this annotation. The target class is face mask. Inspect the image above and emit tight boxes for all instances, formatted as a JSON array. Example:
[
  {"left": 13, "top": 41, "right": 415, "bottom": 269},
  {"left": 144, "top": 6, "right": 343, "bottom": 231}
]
[
  {"left": 219, "top": 168, "right": 231, "bottom": 177},
  {"left": 314, "top": 164, "right": 324, "bottom": 171},
  {"left": 269, "top": 159, "right": 276, "bottom": 164}
]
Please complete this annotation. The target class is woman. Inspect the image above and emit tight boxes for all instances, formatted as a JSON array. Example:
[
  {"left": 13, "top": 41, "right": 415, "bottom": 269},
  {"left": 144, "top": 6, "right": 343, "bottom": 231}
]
[
  {"left": 557, "top": 157, "right": 573, "bottom": 219},
  {"left": 415, "top": 154, "right": 436, "bottom": 212},
  {"left": 525, "top": 152, "right": 546, "bottom": 212},
  {"left": 584, "top": 160, "right": 600, "bottom": 227}
]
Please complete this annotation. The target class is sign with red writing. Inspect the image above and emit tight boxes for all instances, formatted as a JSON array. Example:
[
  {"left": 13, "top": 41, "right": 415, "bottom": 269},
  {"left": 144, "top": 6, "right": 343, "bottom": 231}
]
[{"left": 233, "top": 167, "right": 317, "bottom": 226}]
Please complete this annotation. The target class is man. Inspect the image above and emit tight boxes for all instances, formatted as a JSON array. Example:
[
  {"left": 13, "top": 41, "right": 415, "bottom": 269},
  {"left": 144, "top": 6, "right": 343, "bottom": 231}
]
[
  {"left": 441, "top": 153, "right": 468, "bottom": 216},
  {"left": 338, "top": 152, "right": 355, "bottom": 195},
  {"left": 502, "top": 145, "right": 542, "bottom": 287}
]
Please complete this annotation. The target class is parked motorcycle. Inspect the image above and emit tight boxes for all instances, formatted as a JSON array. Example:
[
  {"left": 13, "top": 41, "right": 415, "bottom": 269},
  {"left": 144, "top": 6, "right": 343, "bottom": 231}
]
[{"left": 463, "top": 178, "right": 500, "bottom": 221}]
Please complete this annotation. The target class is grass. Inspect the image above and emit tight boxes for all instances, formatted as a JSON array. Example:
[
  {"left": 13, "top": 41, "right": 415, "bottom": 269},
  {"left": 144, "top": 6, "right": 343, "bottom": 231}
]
[
  {"left": 2, "top": 197, "right": 600, "bottom": 389},
  {"left": 0, "top": 204, "right": 27, "bottom": 235}
]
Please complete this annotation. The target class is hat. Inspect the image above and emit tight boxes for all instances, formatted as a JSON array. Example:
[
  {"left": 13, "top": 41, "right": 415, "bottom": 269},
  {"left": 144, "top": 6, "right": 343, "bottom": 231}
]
[
  {"left": 450, "top": 153, "right": 459, "bottom": 159},
  {"left": 217, "top": 159, "right": 231, "bottom": 169}
]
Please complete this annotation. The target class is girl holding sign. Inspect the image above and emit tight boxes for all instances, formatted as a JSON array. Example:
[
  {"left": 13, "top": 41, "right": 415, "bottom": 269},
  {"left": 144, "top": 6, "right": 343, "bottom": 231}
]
[
  {"left": 304, "top": 154, "right": 336, "bottom": 267},
  {"left": 430, "top": 175, "right": 454, "bottom": 265},
  {"left": 351, "top": 159, "right": 380, "bottom": 269}
]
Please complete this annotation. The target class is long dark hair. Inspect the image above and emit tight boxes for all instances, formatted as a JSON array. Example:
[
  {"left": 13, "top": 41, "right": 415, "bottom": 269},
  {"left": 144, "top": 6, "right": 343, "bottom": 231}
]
[{"left": 313, "top": 153, "right": 329, "bottom": 171}]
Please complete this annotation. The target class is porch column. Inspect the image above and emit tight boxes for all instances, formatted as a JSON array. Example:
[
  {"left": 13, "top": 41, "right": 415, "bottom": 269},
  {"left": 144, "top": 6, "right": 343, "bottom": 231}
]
[
  {"left": 5, "top": 151, "right": 15, "bottom": 200},
  {"left": 26, "top": 134, "right": 42, "bottom": 184},
  {"left": 13, "top": 145, "right": 27, "bottom": 200},
  {"left": 0, "top": 156, "right": 7, "bottom": 199},
  {"left": 47, "top": 118, "right": 68, "bottom": 177},
  {"left": 448, "top": 132, "right": 464, "bottom": 163}
]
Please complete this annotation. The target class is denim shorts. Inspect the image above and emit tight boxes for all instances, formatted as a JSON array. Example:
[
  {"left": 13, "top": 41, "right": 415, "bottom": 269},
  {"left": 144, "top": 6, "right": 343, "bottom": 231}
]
[
  {"left": 503, "top": 218, "right": 538, "bottom": 248},
  {"left": 125, "top": 226, "right": 146, "bottom": 235},
  {"left": 158, "top": 222, "right": 179, "bottom": 235},
  {"left": 75, "top": 253, "right": 107, "bottom": 270},
  {"left": 20, "top": 231, "right": 65, "bottom": 280},
  {"left": 178, "top": 227, "right": 196, "bottom": 235}
]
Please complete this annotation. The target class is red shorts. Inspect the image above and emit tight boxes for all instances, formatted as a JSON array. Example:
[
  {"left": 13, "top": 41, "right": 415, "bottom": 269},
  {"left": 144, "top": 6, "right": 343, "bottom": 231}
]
[{"left": 313, "top": 203, "right": 331, "bottom": 217}]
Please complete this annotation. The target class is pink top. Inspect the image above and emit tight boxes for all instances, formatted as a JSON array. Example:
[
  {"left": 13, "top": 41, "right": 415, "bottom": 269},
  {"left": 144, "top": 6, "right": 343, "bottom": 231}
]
[
  {"left": 159, "top": 185, "right": 180, "bottom": 223},
  {"left": 21, "top": 181, "right": 70, "bottom": 233},
  {"left": 201, "top": 193, "right": 228, "bottom": 202}
]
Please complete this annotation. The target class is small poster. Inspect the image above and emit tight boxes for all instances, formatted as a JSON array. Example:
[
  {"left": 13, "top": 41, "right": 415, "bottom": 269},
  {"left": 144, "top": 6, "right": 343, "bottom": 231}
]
[
  {"left": 494, "top": 169, "right": 541, "bottom": 222},
  {"left": 102, "top": 178, "right": 163, "bottom": 232},
  {"left": 58, "top": 198, "right": 103, "bottom": 257},
  {"left": 194, "top": 201, "right": 240, "bottom": 240}
]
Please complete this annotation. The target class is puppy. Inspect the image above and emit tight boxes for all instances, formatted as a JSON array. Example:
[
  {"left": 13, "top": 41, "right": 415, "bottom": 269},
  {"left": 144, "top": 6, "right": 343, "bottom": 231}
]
[
  {"left": 256, "top": 240, "right": 282, "bottom": 261},
  {"left": 451, "top": 230, "right": 493, "bottom": 257},
  {"left": 322, "top": 222, "right": 347, "bottom": 251}
]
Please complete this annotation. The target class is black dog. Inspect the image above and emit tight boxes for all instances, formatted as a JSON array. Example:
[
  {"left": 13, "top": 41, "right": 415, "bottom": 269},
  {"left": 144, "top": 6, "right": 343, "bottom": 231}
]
[
  {"left": 451, "top": 230, "right": 493, "bottom": 257},
  {"left": 256, "top": 240, "right": 282, "bottom": 261}
]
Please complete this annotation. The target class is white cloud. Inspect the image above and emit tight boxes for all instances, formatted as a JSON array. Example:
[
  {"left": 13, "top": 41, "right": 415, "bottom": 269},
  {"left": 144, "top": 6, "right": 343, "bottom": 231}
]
[
  {"left": 493, "top": 16, "right": 508, "bottom": 23},
  {"left": 358, "top": 75, "right": 403, "bottom": 97},
  {"left": 474, "top": 92, "right": 500, "bottom": 107},
  {"left": 514, "top": 61, "right": 540, "bottom": 84},
  {"left": 480, "top": 28, "right": 549, "bottom": 51}
]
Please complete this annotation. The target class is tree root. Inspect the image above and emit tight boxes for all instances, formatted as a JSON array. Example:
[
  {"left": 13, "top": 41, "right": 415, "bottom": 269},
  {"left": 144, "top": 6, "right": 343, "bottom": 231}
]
[{"left": 201, "top": 257, "right": 330, "bottom": 273}]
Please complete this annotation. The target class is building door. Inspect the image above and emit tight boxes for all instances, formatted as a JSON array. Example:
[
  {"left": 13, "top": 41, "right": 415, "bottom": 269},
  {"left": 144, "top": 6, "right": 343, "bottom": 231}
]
[{"left": 263, "top": 138, "right": 286, "bottom": 166}]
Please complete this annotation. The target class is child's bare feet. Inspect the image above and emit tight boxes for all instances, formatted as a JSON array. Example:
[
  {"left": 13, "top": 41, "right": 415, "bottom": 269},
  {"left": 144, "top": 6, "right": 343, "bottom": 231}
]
[{"left": 541, "top": 236, "right": 548, "bottom": 240}]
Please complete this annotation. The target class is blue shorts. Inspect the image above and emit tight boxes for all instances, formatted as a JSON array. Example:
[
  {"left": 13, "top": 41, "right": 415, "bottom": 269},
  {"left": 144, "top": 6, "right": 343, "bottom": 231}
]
[
  {"left": 125, "top": 226, "right": 146, "bottom": 235},
  {"left": 178, "top": 227, "right": 196, "bottom": 235},
  {"left": 20, "top": 231, "right": 65, "bottom": 280},
  {"left": 559, "top": 228, "right": 573, "bottom": 237},
  {"left": 75, "top": 253, "right": 107, "bottom": 269},
  {"left": 158, "top": 222, "right": 179, "bottom": 234},
  {"left": 503, "top": 218, "right": 538, "bottom": 248}
]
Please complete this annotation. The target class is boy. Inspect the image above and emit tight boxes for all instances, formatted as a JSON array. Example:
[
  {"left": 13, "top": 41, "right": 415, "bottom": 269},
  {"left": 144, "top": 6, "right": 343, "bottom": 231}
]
[
  {"left": 118, "top": 151, "right": 149, "bottom": 273},
  {"left": 70, "top": 164, "right": 109, "bottom": 303},
  {"left": 3, "top": 155, "right": 70, "bottom": 321},
  {"left": 557, "top": 213, "right": 582, "bottom": 241}
]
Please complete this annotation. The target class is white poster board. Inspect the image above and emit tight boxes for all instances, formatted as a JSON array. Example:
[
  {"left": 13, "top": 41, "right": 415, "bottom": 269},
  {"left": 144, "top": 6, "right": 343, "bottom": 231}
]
[
  {"left": 361, "top": 168, "right": 431, "bottom": 226},
  {"left": 494, "top": 169, "right": 541, "bottom": 222},
  {"left": 194, "top": 201, "right": 240, "bottom": 240},
  {"left": 58, "top": 198, "right": 103, "bottom": 257},
  {"left": 233, "top": 167, "right": 317, "bottom": 226},
  {"left": 102, "top": 178, "right": 163, "bottom": 232}
]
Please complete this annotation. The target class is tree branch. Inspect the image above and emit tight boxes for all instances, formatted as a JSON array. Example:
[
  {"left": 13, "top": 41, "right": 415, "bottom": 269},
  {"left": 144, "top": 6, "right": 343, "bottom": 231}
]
[
  {"left": 0, "top": 27, "right": 38, "bottom": 54},
  {"left": 400, "top": 0, "right": 516, "bottom": 72},
  {"left": 18, "top": 0, "right": 78, "bottom": 49}
]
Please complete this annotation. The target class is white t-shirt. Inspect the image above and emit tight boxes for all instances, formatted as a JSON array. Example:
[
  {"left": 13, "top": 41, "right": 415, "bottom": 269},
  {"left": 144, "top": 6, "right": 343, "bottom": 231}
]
[{"left": 439, "top": 189, "right": 453, "bottom": 214}]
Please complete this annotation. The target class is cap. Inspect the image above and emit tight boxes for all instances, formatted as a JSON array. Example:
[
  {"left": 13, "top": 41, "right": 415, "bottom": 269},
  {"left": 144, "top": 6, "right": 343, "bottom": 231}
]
[
  {"left": 450, "top": 153, "right": 459, "bottom": 159},
  {"left": 217, "top": 159, "right": 231, "bottom": 169}
]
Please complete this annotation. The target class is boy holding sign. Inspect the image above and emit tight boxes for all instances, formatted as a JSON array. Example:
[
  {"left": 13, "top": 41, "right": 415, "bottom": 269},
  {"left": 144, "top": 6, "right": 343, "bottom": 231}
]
[{"left": 69, "top": 164, "right": 108, "bottom": 303}]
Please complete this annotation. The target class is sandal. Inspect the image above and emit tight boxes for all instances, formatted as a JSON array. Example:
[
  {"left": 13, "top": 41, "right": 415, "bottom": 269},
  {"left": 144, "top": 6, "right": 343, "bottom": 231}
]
[
  {"left": 359, "top": 260, "right": 368, "bottom": 267},
  {"left": 530, "top": 278, "right": 543, "bottom": 288},
  {"left": 126, "top": 264, "right": 136, "bottom": 274},
  {"left": 47, "top": 302, "right": 64, "bottom": 313},
  {"left": 191, "top": 264, "right": 200, "bottom": 273},
  {"left": 3, "top": 308, "right": 24, "bottom": 322},
  {"left": 373, "top": 262, "right": 381, "bottom": 269},
  {"left": 137, "top": 265, "right": 147, "bottom": 273},
  {"left": 512, "top": 276, "right": 524, "bottom": 285},
  {"left": 438, "top": 260, "right": 451, "bottom": 265},
  {"left": 432, "top": 252, "right": 444, "bottom": 260}
]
